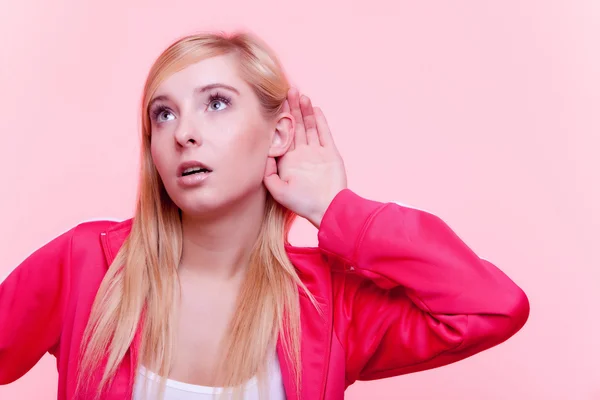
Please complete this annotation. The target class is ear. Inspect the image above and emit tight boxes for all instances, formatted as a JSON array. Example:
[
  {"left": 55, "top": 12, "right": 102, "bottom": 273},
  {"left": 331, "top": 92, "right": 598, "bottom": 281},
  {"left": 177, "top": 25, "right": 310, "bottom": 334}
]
[{"left": 268, "top": 112, "right": 294, "bottom": 158}]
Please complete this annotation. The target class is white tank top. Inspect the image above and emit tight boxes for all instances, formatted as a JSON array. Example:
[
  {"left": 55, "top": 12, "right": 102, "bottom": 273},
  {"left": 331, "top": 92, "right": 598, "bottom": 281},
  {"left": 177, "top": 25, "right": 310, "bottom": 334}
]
[{"left": 132, "top": 353, "right": 286, "bottom": 400}]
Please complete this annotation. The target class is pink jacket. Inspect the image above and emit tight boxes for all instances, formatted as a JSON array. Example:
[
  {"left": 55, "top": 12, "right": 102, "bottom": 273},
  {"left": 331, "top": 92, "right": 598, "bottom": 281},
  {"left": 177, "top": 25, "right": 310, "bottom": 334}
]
[{"left": 0, "top": 189, "right": 530, "bottom": 399}]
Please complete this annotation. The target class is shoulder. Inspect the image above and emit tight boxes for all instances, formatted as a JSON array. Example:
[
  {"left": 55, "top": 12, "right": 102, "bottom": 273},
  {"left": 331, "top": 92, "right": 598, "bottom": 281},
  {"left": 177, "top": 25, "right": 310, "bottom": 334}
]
[
  {"left": 70, "top": 218, "right": 131, "bottom": 237},
  {"left": 285, "top": 244, "right": 327, "bottom": 274},
  {"left": 71, "top": 216, "right": 132, "bottom": 246},
  {"left": 63, "top": 218, "right": 132, "bottom": 273},
  {"left": 67, "top": 218, "right": 132, "bottom": 248},
  {"left": 285, "top": 244, "right": 351, "bottom": 300},
  {"left": 55, "top": 218, "right": 132, "bottom": 296},
  {"left": 285, "top": 243, "right": 352, "bottom": 277}
]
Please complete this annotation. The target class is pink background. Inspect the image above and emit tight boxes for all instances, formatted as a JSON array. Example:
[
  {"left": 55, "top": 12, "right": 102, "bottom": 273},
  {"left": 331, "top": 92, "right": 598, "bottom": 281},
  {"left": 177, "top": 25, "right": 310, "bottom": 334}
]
[{"left": 1, "top": 0, "right": 598, "bottom": 399}]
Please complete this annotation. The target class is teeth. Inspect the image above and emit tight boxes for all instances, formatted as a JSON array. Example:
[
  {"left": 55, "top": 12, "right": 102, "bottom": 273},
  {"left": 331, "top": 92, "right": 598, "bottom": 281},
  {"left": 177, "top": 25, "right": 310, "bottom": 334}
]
[{"left": 182, "top": 166, "right": 209, "bottom": 176}]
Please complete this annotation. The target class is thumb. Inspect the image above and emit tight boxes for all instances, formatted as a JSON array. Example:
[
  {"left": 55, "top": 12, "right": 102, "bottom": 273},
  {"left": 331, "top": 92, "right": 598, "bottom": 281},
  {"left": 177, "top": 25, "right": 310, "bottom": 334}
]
[{"left": 263, "top": 157, "right": 287, "bottom": 200}]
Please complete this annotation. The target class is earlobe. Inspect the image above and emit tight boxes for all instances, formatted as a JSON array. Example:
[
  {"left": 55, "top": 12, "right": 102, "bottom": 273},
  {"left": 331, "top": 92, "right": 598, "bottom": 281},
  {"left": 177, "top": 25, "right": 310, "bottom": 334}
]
[{"left": 268, "top": 112, "right": 294, "bottom": 158}]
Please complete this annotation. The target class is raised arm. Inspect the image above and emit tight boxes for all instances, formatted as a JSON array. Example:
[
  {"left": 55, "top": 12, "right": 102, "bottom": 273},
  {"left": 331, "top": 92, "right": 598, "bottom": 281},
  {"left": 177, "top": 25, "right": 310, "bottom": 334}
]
[{"left": 318, "top": 190, "right": 530, "bottom": 385}]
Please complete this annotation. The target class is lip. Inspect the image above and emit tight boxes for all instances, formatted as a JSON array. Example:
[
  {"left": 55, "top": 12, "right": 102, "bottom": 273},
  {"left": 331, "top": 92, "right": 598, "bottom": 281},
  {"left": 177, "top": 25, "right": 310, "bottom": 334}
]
[
  {"left": 176, "top": 160, "right": 212, "bottom": 177},
  {"left": 176, "top": 160, "right": 213, "bottom": 188}
]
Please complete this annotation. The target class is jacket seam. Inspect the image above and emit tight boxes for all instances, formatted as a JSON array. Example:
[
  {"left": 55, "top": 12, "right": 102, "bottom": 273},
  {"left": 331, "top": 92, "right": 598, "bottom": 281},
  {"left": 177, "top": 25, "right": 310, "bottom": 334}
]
[
  {"left": 330, "top": 269, "right": 348, "bottom": 391},
  {"left": 319, "top": 203, "right": 388, "bottom": 268},
  {"left": 320, "top": 279, "right": 334, "bottom": 400},
  {"left": 352, "top": 205, "right": 436, "bottom": 315},
  {"left": 333, "top": 202, "right": 387, "bottom": 385},
  {"left": 351, "top": 203, "right": 389, "bottom": 264}
]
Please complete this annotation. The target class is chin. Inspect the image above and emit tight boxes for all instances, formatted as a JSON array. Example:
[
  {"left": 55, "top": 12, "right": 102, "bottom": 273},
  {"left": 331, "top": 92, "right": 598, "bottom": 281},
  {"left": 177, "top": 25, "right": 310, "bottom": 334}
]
[
  {"left": 172, "top": 185, "right": 265, "bottom": 219},
  {"left": 173, "top": 191, "right": 227, "bottom": 216}
]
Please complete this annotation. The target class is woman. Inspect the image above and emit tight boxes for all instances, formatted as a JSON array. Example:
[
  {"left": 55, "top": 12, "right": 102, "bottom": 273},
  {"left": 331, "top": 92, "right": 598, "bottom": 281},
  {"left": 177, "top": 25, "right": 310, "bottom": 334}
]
[{"left": 0, "top": 32, "right": 530, "bottom": 400}]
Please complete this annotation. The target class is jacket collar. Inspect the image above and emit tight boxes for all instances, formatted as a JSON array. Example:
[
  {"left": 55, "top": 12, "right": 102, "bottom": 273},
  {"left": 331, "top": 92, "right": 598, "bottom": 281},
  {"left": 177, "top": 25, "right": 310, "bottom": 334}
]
[{"left": 100, "top": 219, "right": 332, "bottom": 400}]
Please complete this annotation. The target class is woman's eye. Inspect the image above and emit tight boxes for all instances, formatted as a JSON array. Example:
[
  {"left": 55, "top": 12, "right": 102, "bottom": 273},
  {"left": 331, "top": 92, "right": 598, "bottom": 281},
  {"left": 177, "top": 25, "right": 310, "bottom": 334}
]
[
  {"left": 208, "top": 99, "right": 229, "bottom": 111},
  {"left": 158, "top": 110, "right": 175, "bottom": 122},
  {"left": 151, "top": 106, "right": 175, "bottom": 123}
]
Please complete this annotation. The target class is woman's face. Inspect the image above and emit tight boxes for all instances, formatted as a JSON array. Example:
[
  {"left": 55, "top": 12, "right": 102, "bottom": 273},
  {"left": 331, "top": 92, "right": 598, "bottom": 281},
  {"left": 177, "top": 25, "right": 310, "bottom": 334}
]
[{"left": 148, "top": 54, "right": 292, "bottom": 216}]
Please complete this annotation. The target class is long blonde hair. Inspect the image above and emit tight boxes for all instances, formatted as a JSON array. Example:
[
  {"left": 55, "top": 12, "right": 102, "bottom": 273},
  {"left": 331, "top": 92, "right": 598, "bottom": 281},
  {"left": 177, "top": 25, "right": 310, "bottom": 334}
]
[{"left": 76, "top": 32, "right": 316, "bottom": 399}]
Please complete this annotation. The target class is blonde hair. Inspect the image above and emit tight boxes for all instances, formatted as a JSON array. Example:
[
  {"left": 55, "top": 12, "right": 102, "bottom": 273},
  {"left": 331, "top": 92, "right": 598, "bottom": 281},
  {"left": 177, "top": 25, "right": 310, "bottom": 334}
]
[{"left": 76, "top": 32, "right": 316, "bottom": 399}]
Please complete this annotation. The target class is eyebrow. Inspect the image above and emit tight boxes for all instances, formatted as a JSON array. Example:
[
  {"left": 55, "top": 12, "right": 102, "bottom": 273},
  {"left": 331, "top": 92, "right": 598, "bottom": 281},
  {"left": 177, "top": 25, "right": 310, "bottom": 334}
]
[
  {"left": 149, "top": 83, "right": 241, "bottom": 109},
  {"left": 195, "top": 83, "right": 240, "bottom": 95}
]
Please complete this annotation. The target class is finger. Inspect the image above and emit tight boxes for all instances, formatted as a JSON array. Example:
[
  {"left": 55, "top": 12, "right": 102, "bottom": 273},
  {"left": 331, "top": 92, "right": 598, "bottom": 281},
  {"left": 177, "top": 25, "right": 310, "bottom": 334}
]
[
  {"left": 284, "top": 100, "right": 295, "bottom": 150},
  {"left": 264, "top": 155, "right": 278, "bottom": 177},
  {"left": 314, "top": 107, "right": 335, "bottom": 147},
  {"left": 280, "top": 99, "right": 294, "bottom": 150},
  {"left": 263, "top": 157, "right": 287, "bottom": 201},
  {"left": 288, "top": 88, "right": 306, "bottom": 146},
  {"left": 300, "top": 96, "right": 319, "bottom": 146}
]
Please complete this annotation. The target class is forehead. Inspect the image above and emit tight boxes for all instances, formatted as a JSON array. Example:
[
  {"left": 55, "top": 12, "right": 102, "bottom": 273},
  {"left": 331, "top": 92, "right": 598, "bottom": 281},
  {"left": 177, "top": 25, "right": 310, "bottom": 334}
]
[{"left": 153, "top": 54, "right": 247, "bottom": 98}]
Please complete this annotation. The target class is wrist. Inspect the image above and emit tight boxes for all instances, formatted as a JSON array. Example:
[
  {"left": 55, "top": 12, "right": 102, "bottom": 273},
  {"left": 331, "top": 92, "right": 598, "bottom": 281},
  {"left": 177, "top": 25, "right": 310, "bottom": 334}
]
[
  {"left": 307, "top": 210, "right": 325, "bottom": 230},
  {"left": 307, "top": 188, "right": 347, "bottom": 229}
]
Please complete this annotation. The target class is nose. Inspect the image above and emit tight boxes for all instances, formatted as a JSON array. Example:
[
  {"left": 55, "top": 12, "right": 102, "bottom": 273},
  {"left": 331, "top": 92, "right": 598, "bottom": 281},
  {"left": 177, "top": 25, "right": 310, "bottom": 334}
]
[{"left": 174, "top": 114, "right": 202, "bottom": 148}]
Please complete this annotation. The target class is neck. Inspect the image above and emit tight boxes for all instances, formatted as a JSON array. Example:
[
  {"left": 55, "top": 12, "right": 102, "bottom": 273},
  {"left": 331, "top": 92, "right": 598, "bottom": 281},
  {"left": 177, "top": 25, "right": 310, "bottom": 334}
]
[{"left": 179, "top": 189, "right": 267, "bottom": 280}]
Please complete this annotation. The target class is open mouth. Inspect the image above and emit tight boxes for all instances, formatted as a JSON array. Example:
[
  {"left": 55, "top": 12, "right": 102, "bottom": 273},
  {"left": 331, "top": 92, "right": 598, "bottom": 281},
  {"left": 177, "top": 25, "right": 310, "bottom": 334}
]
[{"left": 181, "top": 167, "right": 211, "bottom": 177}]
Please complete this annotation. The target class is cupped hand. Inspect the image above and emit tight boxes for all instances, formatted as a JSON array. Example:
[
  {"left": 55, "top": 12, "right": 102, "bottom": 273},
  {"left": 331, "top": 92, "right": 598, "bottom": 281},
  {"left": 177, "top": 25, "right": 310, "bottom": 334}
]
[{"left": 263, "top": 88, "right": 347, "bottom": 228}]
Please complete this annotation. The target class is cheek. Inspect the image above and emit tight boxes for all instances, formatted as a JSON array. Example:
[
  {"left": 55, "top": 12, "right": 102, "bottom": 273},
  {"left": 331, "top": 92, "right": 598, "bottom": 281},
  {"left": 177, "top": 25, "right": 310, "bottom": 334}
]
[
  {"left": 236, "top": 118, "right": 271, "bottom": 154},
  {"left": 150, "top": 139, "right": 169, "bottom": 179},
  {"left": 228, "top": 125, "right": 270, "bottom": 172}
]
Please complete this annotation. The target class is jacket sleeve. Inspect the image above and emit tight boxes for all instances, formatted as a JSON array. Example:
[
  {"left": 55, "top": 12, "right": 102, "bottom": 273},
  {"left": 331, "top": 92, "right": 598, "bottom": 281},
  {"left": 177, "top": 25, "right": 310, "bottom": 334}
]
[
  {"left": 0, "top": 227, "right": 75, "bottom": 384},
  {"left": 317, "top": 189, "right": 530, "bottom": 385}
]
